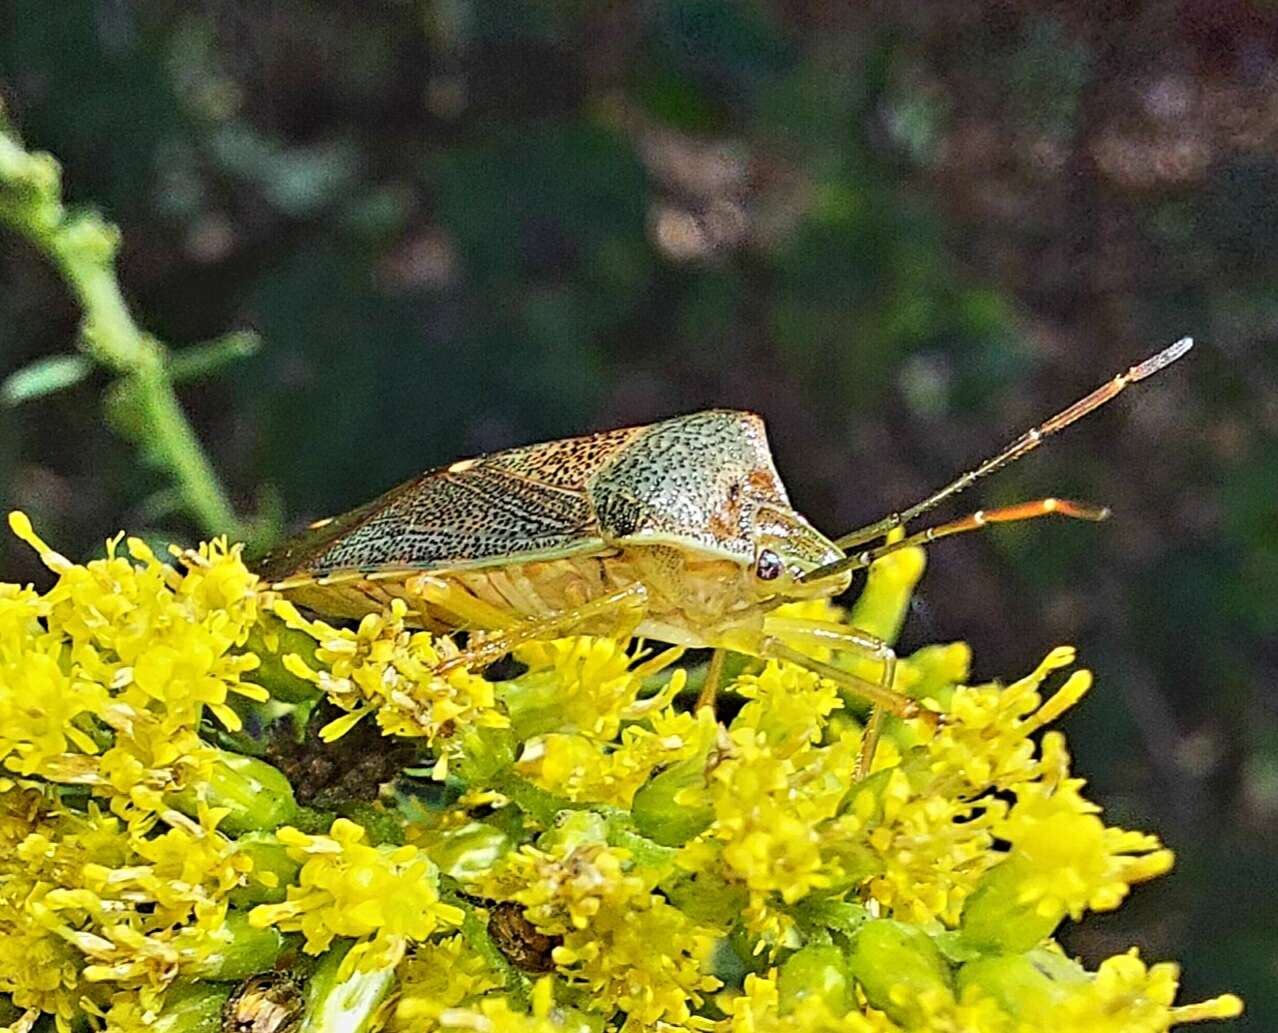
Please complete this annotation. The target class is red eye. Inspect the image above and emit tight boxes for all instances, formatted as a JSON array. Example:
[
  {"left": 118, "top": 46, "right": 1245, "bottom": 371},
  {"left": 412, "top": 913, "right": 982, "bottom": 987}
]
[{"left": 755, "top": 549, "right": 784, "bottom": 581}]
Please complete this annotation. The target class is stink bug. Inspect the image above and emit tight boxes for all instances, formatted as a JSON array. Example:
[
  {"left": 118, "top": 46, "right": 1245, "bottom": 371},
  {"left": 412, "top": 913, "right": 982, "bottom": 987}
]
[{"left": 258, "top": 337, "right": 1193, "bottom": 775}]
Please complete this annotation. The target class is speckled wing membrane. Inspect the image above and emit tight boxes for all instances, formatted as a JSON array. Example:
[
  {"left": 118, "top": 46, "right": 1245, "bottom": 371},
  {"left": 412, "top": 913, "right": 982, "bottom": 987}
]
[{"left": 255, "top": 424, "right": 646, "bottom": 580}]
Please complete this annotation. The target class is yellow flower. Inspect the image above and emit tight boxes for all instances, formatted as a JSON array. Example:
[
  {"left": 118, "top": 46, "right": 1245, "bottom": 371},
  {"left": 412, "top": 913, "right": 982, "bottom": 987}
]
[
  {"left": 272, "top": 597, "right": 507, "bottom": 749},
  {"left": 389, "top": 934, "right": 504, "bottom": 1030},
  {"left": 436, "top": 978, "right": 592, "bottom": 1032},
  {"left": 728, "top": 969, "right": 897, "bottom": 1033},
  {"left": 248, "top": 817, "right": 463, "bottom": 971},
  {"left": 999, "top": 780, "right": 1173, "bottom": 917},
  {"left": 478, "top": 840, "right": 720, "bottom": 1028},
  {"left": 516, "top": 704, "right": 718, "bottom": 808},
  {"left": 508, "top": 636, "right": 684, "bottom": 735}
]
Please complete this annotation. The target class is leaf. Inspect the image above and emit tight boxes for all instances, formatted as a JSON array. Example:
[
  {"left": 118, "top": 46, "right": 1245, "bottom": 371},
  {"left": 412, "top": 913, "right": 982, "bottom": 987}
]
[{"left": 0, "top": 352, "right": 92, "bottom": 405}]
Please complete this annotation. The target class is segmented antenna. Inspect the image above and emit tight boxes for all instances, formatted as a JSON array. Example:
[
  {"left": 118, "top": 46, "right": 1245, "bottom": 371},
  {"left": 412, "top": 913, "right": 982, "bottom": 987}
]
[
  {"left": 832, "top": 337, "right": 1193, "bottom": 553},
  {"left": 803, "top": 497, "right": 1110, "bottom": 584},
  {"left": 799, "top": 337, "right": 1194, "bottom": 586}
]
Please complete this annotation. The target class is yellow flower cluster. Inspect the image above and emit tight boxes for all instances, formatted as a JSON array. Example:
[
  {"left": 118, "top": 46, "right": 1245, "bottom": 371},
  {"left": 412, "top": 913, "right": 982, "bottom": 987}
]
[
  {"left": 248, "top": 817, "right": 463, "bottom": 972},
  {"left": 0, "top": 516, "right": 292, "bottom": 1030},
  {"left": 472, "top": 816, "right": 720, "bottom": 1029},
  {"left": 0, "top": 515, "right": 1243, "bottom": 1033},
  {"left": 272, "top": 597, "right": 508, "bottom": 754},
  {"left": 511, "top": 642, "right": 714, "bottom": 807},
  {"left": 0, "top": 514, "right": 264, "bottom": 814}
]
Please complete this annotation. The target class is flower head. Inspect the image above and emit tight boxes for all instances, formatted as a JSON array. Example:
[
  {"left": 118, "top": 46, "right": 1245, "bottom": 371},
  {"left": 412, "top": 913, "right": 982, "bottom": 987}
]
[
  {"left": 248, "top": 817, "right": 463, "bottom": 971},
  {"left": 0, "top": 514, "right": 1242, "bottom": 1033}
]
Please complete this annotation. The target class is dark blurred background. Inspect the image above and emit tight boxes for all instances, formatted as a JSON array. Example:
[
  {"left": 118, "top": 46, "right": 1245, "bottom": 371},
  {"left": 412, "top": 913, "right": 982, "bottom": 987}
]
[{"left": 1, "top": 1, "right": 1275, "bottom": 1025}]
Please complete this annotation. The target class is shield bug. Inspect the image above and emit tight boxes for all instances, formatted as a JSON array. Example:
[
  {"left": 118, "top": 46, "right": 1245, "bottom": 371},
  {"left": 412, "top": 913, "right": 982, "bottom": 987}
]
[{"left": 258, "top": 337, "right": 1193, "bottom": 775}]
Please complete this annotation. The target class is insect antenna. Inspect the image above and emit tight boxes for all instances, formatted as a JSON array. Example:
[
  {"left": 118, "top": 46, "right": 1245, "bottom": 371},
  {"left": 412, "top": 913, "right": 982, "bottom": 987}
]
[
  {"left": 801, "top": 497, "right": 1110, "bottom": 584},
  {"left": 832, "top": 336, "right": 1194, "bottom": 552}
]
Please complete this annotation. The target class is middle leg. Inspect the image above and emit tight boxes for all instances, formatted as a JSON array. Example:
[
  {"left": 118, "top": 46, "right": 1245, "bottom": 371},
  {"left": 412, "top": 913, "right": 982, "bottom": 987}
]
[{"left": 433, "top": 582, "right": 650, "bottom": 675}]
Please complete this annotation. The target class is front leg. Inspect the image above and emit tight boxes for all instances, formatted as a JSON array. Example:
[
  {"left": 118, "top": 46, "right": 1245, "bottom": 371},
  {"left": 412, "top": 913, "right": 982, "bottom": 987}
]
[
  {"left": 762, "top": 616, "right": 901, "bottom": 779},
  {"left": 720, "top": 616, "right": 936, "bottom": 778}
]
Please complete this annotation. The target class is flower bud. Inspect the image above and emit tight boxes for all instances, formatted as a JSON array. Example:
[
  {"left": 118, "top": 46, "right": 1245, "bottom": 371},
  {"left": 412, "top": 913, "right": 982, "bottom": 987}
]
[
  {"left": 244, "top": 614, "right": 324, "bottom": 703},
  {"left": 631, "top": 757, "right": 713, "bottom": 846},
  {"left": 148, "top": 983, "right": 234, "bottom": 1033},
  {"left": 956, "top": 949, "right": 1088, "bottom": 1016},
  {"left": 228, "top": 833, "right": 302, "bottom": 907},
  {"left": 190, "top": 910, "right": 289, "bottom": 981},
  {"left": 848, "top": 919, "right": 952, "bottom": 1026},
  {"left": 298, "top": 942, "right": 395, "bottom": 1033},
  {"left": 171, "top": 751, "right": 298, "bottom": 834},
  {"left": 778, "top": 944, "right": 851, "bottom": 1014},
  {"left": 537, "top": 809, "right": 608, "bottom": 854},
  {"left": 959, "top": 855, "right": 1061, "bottom": 953},
  {"left": 422, "top": 821, "right": 512, "bottom": 881}
]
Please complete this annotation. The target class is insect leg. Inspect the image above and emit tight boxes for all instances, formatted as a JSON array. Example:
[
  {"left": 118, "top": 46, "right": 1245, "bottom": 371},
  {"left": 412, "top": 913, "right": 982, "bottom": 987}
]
[
  {"left": 434, "top": 582, "right": 650, "bottom": 675},
  {"left": 762, "top": 616, "right": 900, "bottom": 777},
  {"left": 694, "top": 648, "right": 727, "bottom": 711},
  {"left": 755, "top": 637, "right": 934, "bottom": 730}
]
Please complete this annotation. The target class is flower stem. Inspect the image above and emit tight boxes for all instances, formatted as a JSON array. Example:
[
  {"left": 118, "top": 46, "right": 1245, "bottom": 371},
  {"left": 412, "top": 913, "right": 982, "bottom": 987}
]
[{"left": 0, "top": 124, "right": 247, "bottom": 540}]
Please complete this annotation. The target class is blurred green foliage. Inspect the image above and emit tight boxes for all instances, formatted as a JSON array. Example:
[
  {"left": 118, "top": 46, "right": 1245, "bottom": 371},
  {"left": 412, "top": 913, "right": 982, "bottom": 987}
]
[{"left": 1, "top": 2, "right": 1276, "bottom": 1028}]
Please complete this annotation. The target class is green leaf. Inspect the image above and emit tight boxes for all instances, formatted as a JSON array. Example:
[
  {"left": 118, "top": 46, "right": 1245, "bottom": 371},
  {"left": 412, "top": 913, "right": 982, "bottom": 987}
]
[
  {"left": 168, "top": 331, "right": 261, "bottom": 383},
  {"left": 0, "top": 352, "right": 92, "bottom": 405}
]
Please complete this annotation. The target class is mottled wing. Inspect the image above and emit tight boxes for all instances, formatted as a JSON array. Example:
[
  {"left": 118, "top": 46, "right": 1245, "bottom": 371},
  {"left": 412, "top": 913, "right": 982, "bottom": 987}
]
[{"left": 256, "top": 426, "right": 643, "bottom": 581}]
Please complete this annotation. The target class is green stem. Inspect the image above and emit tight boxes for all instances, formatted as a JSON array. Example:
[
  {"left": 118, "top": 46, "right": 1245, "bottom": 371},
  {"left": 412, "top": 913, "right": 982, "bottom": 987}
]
[{"left": 0, "top": 127, "right": 245, "bottom": 539}]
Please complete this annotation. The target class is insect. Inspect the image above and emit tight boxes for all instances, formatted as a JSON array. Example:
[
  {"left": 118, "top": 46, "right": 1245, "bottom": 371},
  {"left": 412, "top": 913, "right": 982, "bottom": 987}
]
[{"left": 258, "top": 337, "right": 1193, "bottom": 776}]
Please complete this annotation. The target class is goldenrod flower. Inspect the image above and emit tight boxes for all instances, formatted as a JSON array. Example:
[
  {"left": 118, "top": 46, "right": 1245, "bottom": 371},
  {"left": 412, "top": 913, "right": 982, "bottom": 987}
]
[
  {"left": 475, "top": 833, "right": 720, "bottom": 1027},
  {"left": 0, "top": 515, "right": 1242, "bottom": 1032},
  {"left": 272, "top": 597, "right": 508, "bottom": 753},
  {"left": 390, "top": 934, "right": 504, "bottom": 1029},
  {"left": 248, "top": 817, "right": 463, "bottom": 973}
]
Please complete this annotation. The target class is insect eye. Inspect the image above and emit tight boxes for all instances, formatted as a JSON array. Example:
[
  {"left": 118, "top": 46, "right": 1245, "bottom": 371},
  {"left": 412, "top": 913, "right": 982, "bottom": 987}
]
[{"left": 755, "top": 548, "right": 784, "bottom": 581}]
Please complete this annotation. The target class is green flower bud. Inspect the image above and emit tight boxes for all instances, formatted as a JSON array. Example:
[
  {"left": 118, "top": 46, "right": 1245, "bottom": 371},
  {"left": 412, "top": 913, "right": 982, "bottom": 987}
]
[
  {"left": 537, "top": 809, "right": 608, "bottom": 854},
  {"left": 191, "top": 910, "right": 288, "bottom": 981},
  {"left": 631, "top": 757, "right": 714, "bottom": 846},
  {"left": 959, "top": 854, "right": 1061, "bottom": 953},
  {"left": 148, "top": 983, "right": 233, "bottom": 1033},
  {"left": 779, "top": 944, "right": 852, "bottom": 1014},
  {"left": 957, "top": 949, "right": 1089, "bottom": 1016},
  {"left": 422, "top": 821, "right": 512, "bottom": 881},
  {"left": 243, "top": 614, "right": 324, "bottom": 703},
  {"left": 662, "top": 869, "right": 748, "bottom": 928},
  {"left": 452, "top": 726, "right": 517, "bottom": 786},
  {"left": 848, "top": 919, "right": 952, "bottom": 1026},
  {"left": 171, "top": 751, "right": 298, "bottom": 834},
  {"left": 228, "top": 833, "right": 302, "bottom": 908},
  {"left": 298, "top": 942, "right": 394, "bottom": 1033},
  {"left": 497, "top": 671, "right": 566, "bottom": 739}
]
